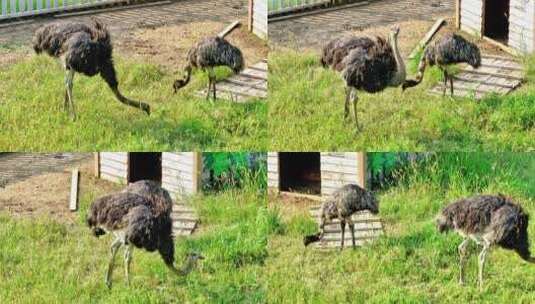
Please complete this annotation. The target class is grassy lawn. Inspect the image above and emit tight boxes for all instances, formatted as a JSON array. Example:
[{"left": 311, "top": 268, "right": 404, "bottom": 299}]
[
  {"left": 266, "top": 153, "right": 535, "bottom": 303},
  {"left": 0, "top": 54, "right": 267, "bottom": 151},
  {"left": 268, "top": 50, "right": 535, "bottom": 151},
  {"left": 0, "top": 178, "right": 276, "bottom": 303}
]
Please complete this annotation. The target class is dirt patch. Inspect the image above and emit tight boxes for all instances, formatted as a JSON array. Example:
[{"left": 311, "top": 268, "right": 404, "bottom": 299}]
[
  {"left": 269, "top": 193, "right": 319, "bottom": 220},
  {"left": 0, "top": 160, "right": 122, "bottom": 224},
  {"left": 116, "top": 20, "right": 268, "bottom": 72},
  {"left": 0, "top": 47, "right": 31, "bottom": 67}
]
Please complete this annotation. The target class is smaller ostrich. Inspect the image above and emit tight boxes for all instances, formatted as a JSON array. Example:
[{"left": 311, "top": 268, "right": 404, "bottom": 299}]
[
  {"left": 32, "top": 19, "right": 150, "bottom": 119},
  {"left": 87, "top": 191, "right": 203, "bottom": 288},
  {"left": 437, "top": 194, "right": 534, "bottom": 290},
  {"left": 321, "top": 26, "right": 406, "bottom": 129},
  {"left": 304, "top": 184, "right": 379, "bottom": 250},
  {"left": 402, "top": 33, "right": 481, "bottom": 97},
  {"left": 173, "top": 36, "right": 244, "bottom": 101}
]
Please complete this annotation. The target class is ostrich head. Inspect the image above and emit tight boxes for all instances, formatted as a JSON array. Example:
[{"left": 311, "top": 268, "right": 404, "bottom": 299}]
[
  {"left": 364, "top": 191, "right": 380, "bottom": 214},
  {"left": 173, "top": 79, "right": 188, "bottom": 93},
  {"left": 303, "top": 233, "right": 321, "bottom": 246},
  {"left": 390, "top": 25, "right": 400, "bottom": 38},
  {"left": 465, "top": 40, "right": 482, "bottom": 69},
  {"left": 173, "top": 66, "right": 192, "bottom": 94},
  {"left": 435, "top": 213, "right": 451, "bottom": 233},
  {"left": 178, "top": 252, "right": 204, "bottom": 275}
]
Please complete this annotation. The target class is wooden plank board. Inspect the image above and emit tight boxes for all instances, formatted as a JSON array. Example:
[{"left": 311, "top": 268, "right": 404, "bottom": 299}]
[
  {"left": 171, "top": 203, "right": 198, "bottom": 237},
  {"left": 69, "top": 168, "right": 79, "bottom": 211},
  {"left": 308, "top": 205, "right": 383, "bottom": 250},
  {"left": 429, "top": 54, "right": 524, "bottom": 99},
  {"left": 196, "top": 60, "right": 268, "bottom": 103}
]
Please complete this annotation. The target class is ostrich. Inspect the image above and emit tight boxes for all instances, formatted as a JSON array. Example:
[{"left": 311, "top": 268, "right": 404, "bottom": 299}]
[
  {"left": 402, "top": 33, "right": 481, "bottom": 97},
  {"left": 437, "top": 194, "right": 534, "bottom": 290},
  {"left": 87, "top": 191, "right": 203, "bottom": 288},
  {"left": 304, "top": 184, "right": 379, "bottom": 250},
  {"left": 32, "top": 19, "right": 150, "bottom": 119},
  {"left": 173, "top": 36, "right": 244, "bottom": 101},
  {"left": 321, "top": 25, "right": 406, "bottom": 129}
]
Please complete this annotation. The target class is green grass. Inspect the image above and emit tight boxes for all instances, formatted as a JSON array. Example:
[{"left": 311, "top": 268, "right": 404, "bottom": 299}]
[
  {"left": 0, "top": 54, "right": 267, "bottom": 151},
  {"left": 268, "top": 50, "right": 535, "bottom": 151},
  {"left": 266, "top": 153, "right": 535, "bottom": 303},
  {"left": 0, "top": 181, "right": 277, "bottom": 303}
]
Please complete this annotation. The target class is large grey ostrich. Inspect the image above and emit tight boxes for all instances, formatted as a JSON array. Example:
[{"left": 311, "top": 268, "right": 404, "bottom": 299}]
[
  {"left": 87, "top": 190, "right": 203, "bottom": 288},
  {"left": 304, "top": 184, "right": 379, "bottom": 250},
  {"left": 32, "top": 19, "right": 150, "bottom": 119},
  {"left": 320, "top": 26, "right": 406, "bottom": 129},
  {"left": 437, "top": 194, "right": 534, "bottom": 290},
  {"left": 172, "top": 36, "right": 244, "bottom": 101},
  {"left": 402, "top": 33, "right": 481, "bottom": 97}
]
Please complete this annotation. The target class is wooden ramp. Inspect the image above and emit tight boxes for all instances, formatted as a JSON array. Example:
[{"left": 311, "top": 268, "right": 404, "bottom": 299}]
[
  {"left": 197, "top": 59, "right": 268, "bottom": 103},
  {"left": 171, "top": 203, "right": 198, "bottom": 237},
  {"left": 308, "top": 205, "right": 384, "bottom": 250},
  {"left": 429, "top": 54, "right": 524, "bottom": 99}
]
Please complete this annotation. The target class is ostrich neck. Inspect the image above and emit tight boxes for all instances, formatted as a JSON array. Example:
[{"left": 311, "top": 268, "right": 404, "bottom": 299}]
[{"left": 389, "top": 34, "right": 406, "bottom": 86}]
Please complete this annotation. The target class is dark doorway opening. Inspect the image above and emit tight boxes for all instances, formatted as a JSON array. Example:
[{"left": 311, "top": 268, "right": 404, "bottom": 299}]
[
  {"left": 484, "top": 0, "right": 510, "bottom": 44},
  {"left": 279, "top": 152, "right": 321, "bottom": 195},
  {"left": 128, "top": 152, "right": 162, "bottom": 183}
]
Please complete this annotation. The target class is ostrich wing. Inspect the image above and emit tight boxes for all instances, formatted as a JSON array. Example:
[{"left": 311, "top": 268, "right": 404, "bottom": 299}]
[
  {"left": 341, "top": 43, "right": 397, "bottom": 93},
  {"left": 87, "top": 192, "right": 153, "bottom": 231},
  {"left": 321, "top": 36, "right": 376, "bottom": 71},
  {"left": 125, "top": 205, "right": 159, "bottom": 251}
]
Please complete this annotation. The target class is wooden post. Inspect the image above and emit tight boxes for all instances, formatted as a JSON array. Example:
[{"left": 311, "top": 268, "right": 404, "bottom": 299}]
[
  {"left": 248, "top": 0, "right": 253, "bottom": 32},
  {"left": 357, "top": 153, "right": 367, "bottom": 189},
  {"left": 94, "top": 152, "right": 100, "bottom": 178},
  {"left": 455, "top": 0, "right": 460, "bottom": 29},
  {"left": 69, "top": 168, "right": 80, "bottom": 211},
  {"left": 192, "top": 152, "right": 202, "bottom": 193},
  {"left": 218, "top": 20, "right": 241, "bottom": 38}
]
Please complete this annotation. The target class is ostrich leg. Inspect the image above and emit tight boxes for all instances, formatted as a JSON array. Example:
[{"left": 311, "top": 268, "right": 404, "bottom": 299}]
[
  {"left": 210, "top": 68, "right": 217, "bottom": 101},
  {"left": 449, "top": 74, "right": 454, "bottom": 97},
  {"left": 344, "top": 87, "right": 350, "bottom": 120},
  {"left": 458, "top": 238, "right": 470, "bottom": 285},
  {"left": 442, "top": 69, "right": 449, "bottom": 97},
  {"left": 124, "top": 244, "right": 133, "bottom": 286},
  {"left": 340, "top": 219, "right": 346, "bottom": 251},
  {"left": 349, "top": 88, "right": 361, "bottom": 130},
  {"left": 348, "top": 218, "right": 356, "bottom": 249},
  {"left": 106, "top": 238, "right": 122, "bottom": 289},
  {"left": 65, "top": 69, "right": 76, "bottom": 120},
  {"left": 478, "top": 241, "right": 490, "bottom": 291}
]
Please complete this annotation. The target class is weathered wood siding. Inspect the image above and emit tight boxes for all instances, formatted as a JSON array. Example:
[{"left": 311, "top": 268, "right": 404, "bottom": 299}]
[
  {"left": 460, "top": 0, "right": 483, "bottom": 36},
  {"left": 161, "top": 152, "right": 200, "bottom": 197},
  {"left": 508, "top": 0, "right": 535, "bottom": 53},
  {"left": 459, "top": 0, "right": 535, "bottom": 53},
  {"left": 320, "top": 152, "right": 364, "bottom": 197},
  {"left": 267, "top": 152, "right": 279, "bottom": 189},
  {"left": 253, "top": 0, "right": 268, "bottom": 39},
  {"left": 99, "top": 152, "right": 128, "bottom": 184},
  {"left": 268, "top": 152, "right": 366, "bottom": 196}
]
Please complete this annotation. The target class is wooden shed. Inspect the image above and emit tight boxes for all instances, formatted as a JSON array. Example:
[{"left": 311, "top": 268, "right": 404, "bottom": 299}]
[
  {"left": 95, "top": 152, "right": 201, "bottom": 197},
  {"left": 249, "top": 0, "right": 267, "bottom": 40},
  {"left": 267, "top": 152, "right": 367, "bottom": 197},
  {"left": 457, "top": 0, "right": 535, "bottom": 53}
]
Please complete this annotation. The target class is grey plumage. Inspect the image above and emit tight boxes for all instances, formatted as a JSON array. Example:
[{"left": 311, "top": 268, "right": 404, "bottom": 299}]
[
  {"left": 304, "top": 184, "right": 379, "bottom": 250},
  {"left": 320, "top": 26, "right": 406, "bottom": 129},
  {"left": 437, "top": 194, "right": 533, "bottom": 290},
  {"left": 173, "top": 36, "right": 244, "bottom": 101},
  {"left": 33, "top": 19, "right": 150, "bottom": 119},
  {"left": 87, "top": 180, "right": 202, "bottom": 288},
  {"left": 402, "top": 33, "right": 481, "bottom": 97}
]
